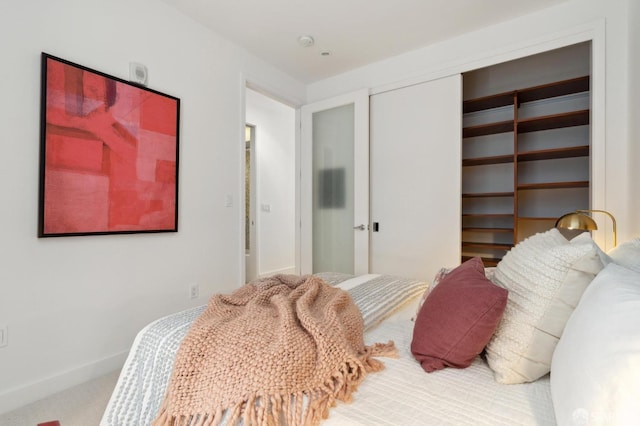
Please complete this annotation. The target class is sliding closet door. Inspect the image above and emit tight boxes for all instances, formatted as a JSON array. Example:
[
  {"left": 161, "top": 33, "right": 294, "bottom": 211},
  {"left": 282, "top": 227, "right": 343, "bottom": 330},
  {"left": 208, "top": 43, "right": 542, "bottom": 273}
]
[{"left": 369, "top": 75, "right": 462, "bottom": 281}]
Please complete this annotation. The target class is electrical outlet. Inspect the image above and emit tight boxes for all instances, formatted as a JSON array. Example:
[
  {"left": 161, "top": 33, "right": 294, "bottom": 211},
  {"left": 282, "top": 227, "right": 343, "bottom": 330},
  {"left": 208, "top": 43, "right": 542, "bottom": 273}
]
[
  {"left": 189, "top": 283, "right": 200, "bottom": 300},
  {"left": 0, "top": 324, "right": 7, "bottom": 348}
]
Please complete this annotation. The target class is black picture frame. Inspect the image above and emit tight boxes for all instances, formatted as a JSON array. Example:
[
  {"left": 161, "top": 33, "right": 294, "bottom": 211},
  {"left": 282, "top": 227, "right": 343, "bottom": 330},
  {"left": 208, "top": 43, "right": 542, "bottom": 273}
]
[{"left": 38, "top": 53, "right": 180, "bottom": 237}]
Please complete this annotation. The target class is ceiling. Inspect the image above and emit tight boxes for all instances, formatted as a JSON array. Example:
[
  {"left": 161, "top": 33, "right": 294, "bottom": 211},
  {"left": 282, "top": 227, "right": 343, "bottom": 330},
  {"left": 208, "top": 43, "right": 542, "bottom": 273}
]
[{"left": 160, "top": 0, "right": 569, "bottom": 84}]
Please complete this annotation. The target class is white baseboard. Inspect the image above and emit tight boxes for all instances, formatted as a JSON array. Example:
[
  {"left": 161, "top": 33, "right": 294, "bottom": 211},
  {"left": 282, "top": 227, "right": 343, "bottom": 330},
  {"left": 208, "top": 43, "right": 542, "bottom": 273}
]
[
  {"left": 259, "top": 266, "right": 296, "bottom": 278},
  {"left": 0, "top": 350, "right": 128, "bottom": 415}
]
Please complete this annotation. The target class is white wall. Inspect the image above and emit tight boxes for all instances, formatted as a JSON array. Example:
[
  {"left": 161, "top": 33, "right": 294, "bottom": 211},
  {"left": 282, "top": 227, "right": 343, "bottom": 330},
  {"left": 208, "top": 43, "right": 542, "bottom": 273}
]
[
  {"left": 0, "top": 0, "right": 304, "bottom": 414},
  {"left": 245, "top": 89, "right": 296, "bottom": 276},
  {"left": 307, "top": 0, "right": 635, "bottom": 243},
  {"left": 629, "top": 0, "right": 640, "bottom": 236}
]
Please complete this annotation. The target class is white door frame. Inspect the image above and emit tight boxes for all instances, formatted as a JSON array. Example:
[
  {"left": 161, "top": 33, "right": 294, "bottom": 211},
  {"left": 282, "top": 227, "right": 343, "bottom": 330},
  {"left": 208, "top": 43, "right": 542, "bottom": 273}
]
[
  {"left": 299, "top": 88, "right": 370, "bottom": 275},
  {"left": 244, "top": 123, "right": 257, "bottom": 282}
]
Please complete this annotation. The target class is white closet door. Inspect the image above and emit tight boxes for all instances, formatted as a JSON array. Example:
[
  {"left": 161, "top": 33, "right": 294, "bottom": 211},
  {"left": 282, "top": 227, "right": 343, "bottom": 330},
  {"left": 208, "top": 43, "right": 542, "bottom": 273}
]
[{"left": 369, "top": 75, "right": 462, "bottom": 281}]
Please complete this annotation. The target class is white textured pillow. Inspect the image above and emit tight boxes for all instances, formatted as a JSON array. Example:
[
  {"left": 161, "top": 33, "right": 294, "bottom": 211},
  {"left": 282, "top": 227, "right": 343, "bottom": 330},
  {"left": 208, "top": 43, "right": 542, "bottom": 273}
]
[
  {"left": 608, "top": 238, "right": 640, "bottom": 272},
  {"left": 314, "top": 271, "right": 355, "bottom": 286},
  {"left": 551, "top": 263, "right": 640, "bottom": 425},
  {"left": 571, "top": 232, "right": 612, "bottom": 266},
  {"left": 335, "top": 274, "right": 428, "bottom": 330},
  {"left": 485, "top": 228, "right": 605, "bottom": 384}
]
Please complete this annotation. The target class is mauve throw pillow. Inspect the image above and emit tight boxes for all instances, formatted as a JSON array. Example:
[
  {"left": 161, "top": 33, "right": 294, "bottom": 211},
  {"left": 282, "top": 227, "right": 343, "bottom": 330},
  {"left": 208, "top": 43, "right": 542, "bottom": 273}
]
[{"left": 411, "top": 257, "right": 508, "bottom": 372}]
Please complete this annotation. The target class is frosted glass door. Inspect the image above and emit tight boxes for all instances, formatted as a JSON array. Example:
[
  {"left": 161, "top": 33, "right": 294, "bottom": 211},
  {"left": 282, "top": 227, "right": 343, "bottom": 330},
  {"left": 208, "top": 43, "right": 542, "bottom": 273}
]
[
  {"left": 300, "top": 89, "right": 369, "bottom": 275},
  {"left": 312, "top": 104, "right": 354, "bottom": 273}
]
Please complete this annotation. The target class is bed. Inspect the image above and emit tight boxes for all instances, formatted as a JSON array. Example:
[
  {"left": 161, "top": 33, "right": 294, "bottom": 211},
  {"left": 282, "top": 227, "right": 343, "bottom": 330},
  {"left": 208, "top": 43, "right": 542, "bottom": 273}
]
[{"left": 101, "top": 230, "right": 640, "bottom": 426}]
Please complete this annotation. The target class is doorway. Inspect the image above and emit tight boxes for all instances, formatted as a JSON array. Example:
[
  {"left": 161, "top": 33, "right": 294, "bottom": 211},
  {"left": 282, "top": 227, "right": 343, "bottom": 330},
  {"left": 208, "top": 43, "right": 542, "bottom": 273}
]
[{"left": 244, "top": 87, "right": 296, "bottom": 282}]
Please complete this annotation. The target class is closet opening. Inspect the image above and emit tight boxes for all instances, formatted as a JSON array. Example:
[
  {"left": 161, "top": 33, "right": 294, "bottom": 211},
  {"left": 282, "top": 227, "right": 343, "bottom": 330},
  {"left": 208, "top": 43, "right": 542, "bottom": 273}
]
[{"left": 460, "top": 41, "right": 592, "bottom": 266}]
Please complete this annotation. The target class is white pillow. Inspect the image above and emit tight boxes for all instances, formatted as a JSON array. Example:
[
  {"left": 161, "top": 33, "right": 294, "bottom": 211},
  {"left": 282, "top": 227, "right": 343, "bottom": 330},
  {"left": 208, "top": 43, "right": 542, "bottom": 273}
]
[
  {"left": 314, "top": 271, "right": 355, "bottom": 286},
  {"left": 608, "top": 238, "right": 640, "bottom": 272},
  {"left": 551, "top": 263, "right": 640, "bottom": 425},
  {"left": 571, "top": 232, "right": 612, "bottom": 266},
  {"left": 485, "top": 228, "right": 605, "bottom": 384},
  {"left": 335, "top": 274, "right": 428, "bottom": 330}
]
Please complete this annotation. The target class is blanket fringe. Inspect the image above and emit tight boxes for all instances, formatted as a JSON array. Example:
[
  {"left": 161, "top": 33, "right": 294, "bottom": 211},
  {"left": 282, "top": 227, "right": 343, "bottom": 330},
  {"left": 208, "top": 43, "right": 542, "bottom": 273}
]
[{"left": 153, "top": 341, "right": 397, "bottom": 426}]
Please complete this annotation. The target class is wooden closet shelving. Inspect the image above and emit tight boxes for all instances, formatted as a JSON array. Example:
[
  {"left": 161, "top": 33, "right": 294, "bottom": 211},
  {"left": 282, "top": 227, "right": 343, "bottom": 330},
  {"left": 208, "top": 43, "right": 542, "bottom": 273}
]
[
  {"left": 517, "top": 181, "right": 589, "bottom": 190},
  {"left": 517, "top": 146, "right": 589, "bottom": 162},
  {"left": 460, "top": 256, "right": 502, "bottom": 267},
  {"left": 462, "top": 227, "right": 514, "bottom": 233},
  {"left": 462, "top": 154, "right": 513, "bottom": 167},
  {"left": 461, "top": 75, "right": 591, "bottom": 266},
  {"left": 462, "top": 121, "right": 514, "bottom": 138},
  {"left": 461, "top": 192, "right": 514, "bottom": 198},
  {"left": 518, "top": 109, "right": 589, "bottom": 133}
]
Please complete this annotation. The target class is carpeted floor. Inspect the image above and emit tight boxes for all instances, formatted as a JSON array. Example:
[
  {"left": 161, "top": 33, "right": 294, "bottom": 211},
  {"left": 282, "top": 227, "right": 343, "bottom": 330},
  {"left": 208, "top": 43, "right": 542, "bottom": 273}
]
[{"left": 0, "top": 370, "right": 120, "bottom": 426}]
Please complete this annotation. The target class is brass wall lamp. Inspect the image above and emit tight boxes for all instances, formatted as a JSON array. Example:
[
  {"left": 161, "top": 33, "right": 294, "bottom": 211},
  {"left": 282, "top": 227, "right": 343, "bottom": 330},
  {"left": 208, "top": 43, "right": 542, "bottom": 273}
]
[{"left": 555, "top": 209, "right": 617, "bottom": 247}]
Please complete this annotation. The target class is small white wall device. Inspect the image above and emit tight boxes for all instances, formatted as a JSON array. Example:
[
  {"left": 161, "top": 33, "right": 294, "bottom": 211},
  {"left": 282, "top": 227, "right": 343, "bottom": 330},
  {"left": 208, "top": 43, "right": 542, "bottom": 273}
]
[{"left": 129, "top": 62, "right": 148, "bottom": 86}]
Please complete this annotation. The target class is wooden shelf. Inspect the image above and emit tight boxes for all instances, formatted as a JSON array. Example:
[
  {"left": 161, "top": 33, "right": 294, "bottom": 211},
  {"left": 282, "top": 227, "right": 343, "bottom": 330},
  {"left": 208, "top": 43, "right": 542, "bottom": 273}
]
[
  {"left": 461, "top": 75, "right": 590, "bottom": 248},
  {"left": 463, "top": 92, "right": 515, "bottom": 114},
  {"left": 462, "top": 76, "right": 589, "bottom": 114},
  {"left": 462, "top": 213, "right": 514, "bottom": 218},
  {"left": 517, "top": 76, "right": 589, "bottom": 104},
  {"left": 517, "top": 145, "right": 589, "bottom": 162},
  {"left": 517, "top": 181, "right": 589, "bottom": 190},
  {"left": 462, "top": 242, "right": 514, "bottom": 250},
  {"left": 463, "top": 120, "right": 513, "bottom": 138},
  {"left": 462, "top": 191, "right": 514, "bottom": 198},
  {"left": 518, "top": 109, "right": 589, "bottom": 133},
  {"left": 462, "top": 154, "right": 514, "bottom": 166},
  {"left": 463, "top": 146, "right": 588, "bottom": 166},
  {"left": 461, "top": 256, "right": 501, "bottom": 267},
  {"left": 462, "top": 227, "right": 513, "bottom": 233}
]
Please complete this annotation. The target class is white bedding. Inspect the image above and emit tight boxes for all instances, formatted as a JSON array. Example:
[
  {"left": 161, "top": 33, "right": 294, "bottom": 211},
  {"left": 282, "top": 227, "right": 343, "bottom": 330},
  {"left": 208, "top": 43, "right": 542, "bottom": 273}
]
[
  {"left": 101, "top": 274, "right": 555, "bottom": 425},
  {"left": 325, "top": 303, "right": 555, "bottom": 425}
]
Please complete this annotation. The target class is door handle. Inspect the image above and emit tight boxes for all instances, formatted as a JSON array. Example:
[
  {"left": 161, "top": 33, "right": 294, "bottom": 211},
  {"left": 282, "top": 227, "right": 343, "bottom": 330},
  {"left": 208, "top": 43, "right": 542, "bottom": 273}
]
[{"left": 353, "top": 224, "right": 366, "bottom": 230}]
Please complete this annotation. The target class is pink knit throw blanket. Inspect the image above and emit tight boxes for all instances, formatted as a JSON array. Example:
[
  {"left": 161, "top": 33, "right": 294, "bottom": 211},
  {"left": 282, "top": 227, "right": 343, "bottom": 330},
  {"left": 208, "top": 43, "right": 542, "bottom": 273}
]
[{"left": 153, "top": 274, "right": 396, "bottom": 426}]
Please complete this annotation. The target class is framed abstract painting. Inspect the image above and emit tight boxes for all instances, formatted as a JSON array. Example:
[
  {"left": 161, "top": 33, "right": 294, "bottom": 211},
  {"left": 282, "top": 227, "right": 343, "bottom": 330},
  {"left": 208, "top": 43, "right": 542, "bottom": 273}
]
[{"left": 38, "top": 53, "right": 180, "bottom": 237}]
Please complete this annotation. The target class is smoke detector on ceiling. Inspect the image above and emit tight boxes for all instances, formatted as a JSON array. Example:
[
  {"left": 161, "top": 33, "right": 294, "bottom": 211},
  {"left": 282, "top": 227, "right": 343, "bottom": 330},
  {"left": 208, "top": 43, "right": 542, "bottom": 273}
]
[{"left": 298, "top": 35, "right": 314, "bottom": 47}]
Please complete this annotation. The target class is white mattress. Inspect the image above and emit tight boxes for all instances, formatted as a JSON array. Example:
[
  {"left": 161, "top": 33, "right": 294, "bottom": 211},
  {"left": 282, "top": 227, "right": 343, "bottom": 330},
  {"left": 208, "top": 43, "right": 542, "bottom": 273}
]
[
  {"left": 325, "top": 300, "right": 556, "bottom": 426},
  {"left": 102, "top": 275, "right": 555, "bottom": 425}
]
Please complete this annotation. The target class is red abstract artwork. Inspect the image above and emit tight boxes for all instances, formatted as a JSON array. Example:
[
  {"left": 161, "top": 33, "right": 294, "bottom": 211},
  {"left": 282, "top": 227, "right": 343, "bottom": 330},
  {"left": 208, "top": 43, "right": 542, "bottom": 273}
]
[{"left": 38, "top": 53, "right": 180, "bottom": 237}]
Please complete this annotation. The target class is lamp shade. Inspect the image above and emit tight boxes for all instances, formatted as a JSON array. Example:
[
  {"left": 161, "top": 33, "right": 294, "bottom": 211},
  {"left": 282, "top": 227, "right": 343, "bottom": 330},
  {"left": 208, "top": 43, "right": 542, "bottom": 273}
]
[{"left": 554, "top": 212, "right": 598, "bottom": 231}]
